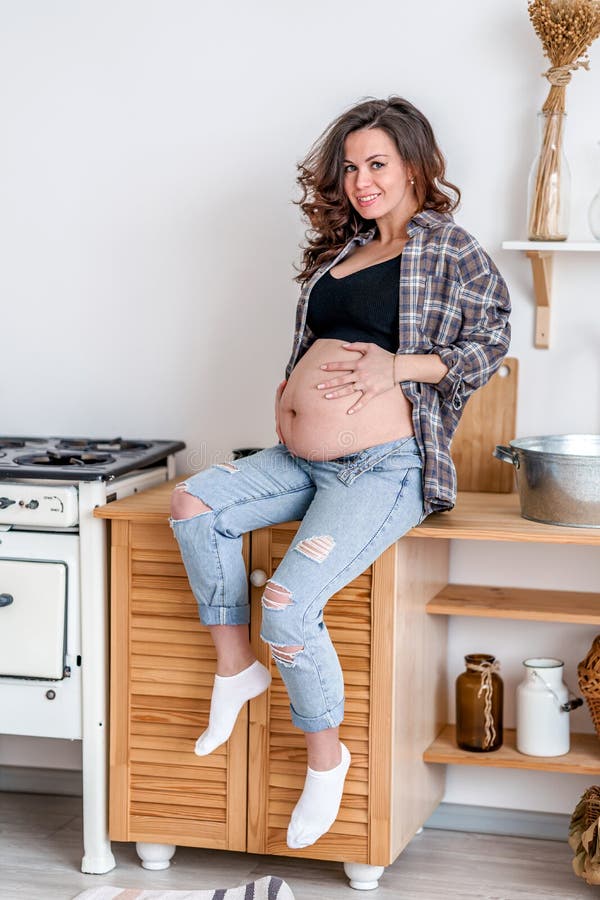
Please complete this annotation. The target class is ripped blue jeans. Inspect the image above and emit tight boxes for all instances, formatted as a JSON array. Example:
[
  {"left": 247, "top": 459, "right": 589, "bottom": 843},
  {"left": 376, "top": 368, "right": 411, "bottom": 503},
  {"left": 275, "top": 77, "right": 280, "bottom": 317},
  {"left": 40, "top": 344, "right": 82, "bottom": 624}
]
[{"left": 168, "top": 435, "right": 425, "bottom": 732}]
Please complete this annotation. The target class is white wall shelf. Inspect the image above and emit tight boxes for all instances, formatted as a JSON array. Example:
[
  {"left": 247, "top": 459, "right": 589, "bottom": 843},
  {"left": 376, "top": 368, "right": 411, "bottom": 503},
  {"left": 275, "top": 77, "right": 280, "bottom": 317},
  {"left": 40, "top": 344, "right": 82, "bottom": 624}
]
[{"left": 502, "top": 240, "right": 600, "bottom": 348}]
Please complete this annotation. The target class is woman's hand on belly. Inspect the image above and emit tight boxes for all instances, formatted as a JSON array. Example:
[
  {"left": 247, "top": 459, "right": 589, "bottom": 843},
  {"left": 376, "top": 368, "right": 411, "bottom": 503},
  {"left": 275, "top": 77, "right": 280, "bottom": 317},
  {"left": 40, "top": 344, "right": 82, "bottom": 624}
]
[
  {"left": 278, "top": 339, "right": 414, "bottom": 460},
  {"left": 317, "top": 341, "right": 397, "bottom": 415}
]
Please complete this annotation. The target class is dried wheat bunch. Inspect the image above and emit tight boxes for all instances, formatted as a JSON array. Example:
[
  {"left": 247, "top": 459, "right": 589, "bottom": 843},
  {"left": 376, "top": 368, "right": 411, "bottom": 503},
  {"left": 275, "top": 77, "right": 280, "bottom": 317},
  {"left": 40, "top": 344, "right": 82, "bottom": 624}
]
[{"left": 528, "top": 0, "right": 600, "bottom": 112}]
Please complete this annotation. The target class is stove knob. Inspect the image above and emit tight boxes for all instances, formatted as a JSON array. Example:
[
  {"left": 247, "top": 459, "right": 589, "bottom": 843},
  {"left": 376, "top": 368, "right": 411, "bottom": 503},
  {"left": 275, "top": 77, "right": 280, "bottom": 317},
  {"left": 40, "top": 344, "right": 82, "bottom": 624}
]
[
  {"left": 25, "top": 500, "right": 39, "bottom": 509},
  {"left": 0, "top": 497, "right": 16, "bottom": 509}
]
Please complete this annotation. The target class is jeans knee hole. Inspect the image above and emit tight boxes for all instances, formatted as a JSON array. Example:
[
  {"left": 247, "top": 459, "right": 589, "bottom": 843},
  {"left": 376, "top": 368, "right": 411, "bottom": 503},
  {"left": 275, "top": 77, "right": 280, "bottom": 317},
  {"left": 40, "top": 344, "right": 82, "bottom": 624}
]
[
  {"left": 270, "top": 644, "right": 303, "bottom": 667},
  {"left": 261, "top": 581, "right": 292, "bottom": 610},
  {"left": 293, "top": 534, "right": 335, "bottom": 563},
  {"left": 170, "top": 488, "right": 213, "bottom": 522}
]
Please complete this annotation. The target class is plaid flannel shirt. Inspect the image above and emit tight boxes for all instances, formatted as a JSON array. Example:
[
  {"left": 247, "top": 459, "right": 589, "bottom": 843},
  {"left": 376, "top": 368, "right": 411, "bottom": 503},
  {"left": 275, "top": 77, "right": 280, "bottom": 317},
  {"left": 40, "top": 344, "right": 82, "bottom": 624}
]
[{"left": 283, "top": 208, "right": 511, "bottom": 516}]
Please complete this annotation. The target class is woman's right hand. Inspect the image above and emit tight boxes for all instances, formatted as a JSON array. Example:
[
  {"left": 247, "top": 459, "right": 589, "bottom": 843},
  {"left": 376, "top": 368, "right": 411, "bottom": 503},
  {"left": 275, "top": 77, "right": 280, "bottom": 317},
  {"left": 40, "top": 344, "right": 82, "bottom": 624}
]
[{"left": 275, "top": 379, "right": 287, "bottom": 444}]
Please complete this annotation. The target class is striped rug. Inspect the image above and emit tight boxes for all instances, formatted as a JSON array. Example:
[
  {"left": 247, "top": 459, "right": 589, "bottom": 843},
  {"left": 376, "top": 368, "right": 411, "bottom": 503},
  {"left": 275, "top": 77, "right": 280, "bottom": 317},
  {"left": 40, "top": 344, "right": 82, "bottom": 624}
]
[{"left": 72, "top": 875, "right": 294, "bottom": 900}]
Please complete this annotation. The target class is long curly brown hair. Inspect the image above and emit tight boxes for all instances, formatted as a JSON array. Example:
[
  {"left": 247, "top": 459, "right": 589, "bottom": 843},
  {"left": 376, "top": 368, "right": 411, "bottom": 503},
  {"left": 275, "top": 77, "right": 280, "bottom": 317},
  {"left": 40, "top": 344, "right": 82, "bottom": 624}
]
[{"left": 294, "top": 96, "right": 461, "bottom": 284}]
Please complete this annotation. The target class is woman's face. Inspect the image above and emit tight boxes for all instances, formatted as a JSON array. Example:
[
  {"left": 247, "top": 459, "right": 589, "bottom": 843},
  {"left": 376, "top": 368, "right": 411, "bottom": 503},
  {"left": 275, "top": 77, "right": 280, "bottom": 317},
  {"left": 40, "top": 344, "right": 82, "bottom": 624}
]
[{"left": 342, "top": 127, "right": 416, "bottom": 226}]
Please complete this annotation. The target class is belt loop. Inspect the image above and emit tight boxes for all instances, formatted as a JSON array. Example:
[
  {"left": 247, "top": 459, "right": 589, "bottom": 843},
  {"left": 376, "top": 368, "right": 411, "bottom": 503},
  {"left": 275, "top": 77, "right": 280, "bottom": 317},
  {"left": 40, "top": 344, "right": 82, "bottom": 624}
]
[{"left": 336, "top": 466, "right": 358, "bottom": 485}]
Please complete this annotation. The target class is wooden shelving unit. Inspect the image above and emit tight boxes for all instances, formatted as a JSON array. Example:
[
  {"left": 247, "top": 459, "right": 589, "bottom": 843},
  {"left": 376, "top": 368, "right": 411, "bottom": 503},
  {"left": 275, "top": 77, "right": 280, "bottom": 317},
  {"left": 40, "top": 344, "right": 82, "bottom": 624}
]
[
  {"left": 415, "top": 490, "right": 600, "bottom": 779},
  {"left": 502, "top": 240, "right": 600, "bottom": 349},
  {"left": 424, "top": 725, "right": 600, "bottom": 775}
]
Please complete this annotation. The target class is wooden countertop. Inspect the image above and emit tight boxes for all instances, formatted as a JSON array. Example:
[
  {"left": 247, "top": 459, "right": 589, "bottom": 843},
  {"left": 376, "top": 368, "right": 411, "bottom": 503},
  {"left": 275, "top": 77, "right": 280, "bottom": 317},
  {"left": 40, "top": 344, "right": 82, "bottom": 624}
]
[
  {"left": 94, "top": 476, "right": 180, "bottom": 524},
  {"left": 414, "top": 491, "right": 600, "bottom": 545},
  {"left": 93, "top": 475, "right": 600, "bottom": 545}
]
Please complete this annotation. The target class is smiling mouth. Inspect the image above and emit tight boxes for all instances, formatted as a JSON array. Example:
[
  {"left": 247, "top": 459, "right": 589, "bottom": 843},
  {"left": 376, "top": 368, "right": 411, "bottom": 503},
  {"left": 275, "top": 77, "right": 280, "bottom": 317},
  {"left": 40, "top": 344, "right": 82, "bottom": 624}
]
[{"left": 357, "top": 193, "right": 380, "bottom": 206}]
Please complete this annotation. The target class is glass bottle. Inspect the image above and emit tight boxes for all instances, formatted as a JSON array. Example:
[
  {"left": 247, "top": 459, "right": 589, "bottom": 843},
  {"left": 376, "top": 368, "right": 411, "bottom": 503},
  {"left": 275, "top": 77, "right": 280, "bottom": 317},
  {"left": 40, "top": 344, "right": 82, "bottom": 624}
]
[
  {"left": 527, "top": 111, "right": 571, "bottom": 241},
  {"left": 455, "top": 653, "right": 503, "bottom": 752},
  {"left": 588, "top": 141, "right": 600, "bottom": 240}
]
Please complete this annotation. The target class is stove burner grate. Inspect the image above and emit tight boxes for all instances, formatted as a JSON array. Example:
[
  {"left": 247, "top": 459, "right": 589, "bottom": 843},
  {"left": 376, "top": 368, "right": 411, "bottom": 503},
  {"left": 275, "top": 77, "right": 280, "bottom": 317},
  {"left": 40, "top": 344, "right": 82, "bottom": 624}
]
[
  {"left": 56, "top": 438, "right": 152, "bottom": 453},
  {"left": 14, "top": 451, "right": 117, "bottom": 468},
  {"left": 0, "top": 435, "right": 185, "bottom": 480}
]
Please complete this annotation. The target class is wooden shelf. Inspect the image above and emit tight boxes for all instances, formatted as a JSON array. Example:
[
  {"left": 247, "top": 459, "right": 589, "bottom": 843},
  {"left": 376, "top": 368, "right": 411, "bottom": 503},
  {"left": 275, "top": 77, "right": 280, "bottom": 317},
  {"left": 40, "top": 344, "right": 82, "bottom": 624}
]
[
  {"left": 503, "top": 241, "right": 600, "bottom": 252},
  {"left": 424, "top": 724, "right": 600, "bottom": 774},
  {"left": 502, "top": 240, "right": 600, "bottom": 349},
  {"left": 426, "top": 583, "right": 600, "bottom": 624},
  {"left": 409, "top": 491, "right": 600, "bottom": 546}
]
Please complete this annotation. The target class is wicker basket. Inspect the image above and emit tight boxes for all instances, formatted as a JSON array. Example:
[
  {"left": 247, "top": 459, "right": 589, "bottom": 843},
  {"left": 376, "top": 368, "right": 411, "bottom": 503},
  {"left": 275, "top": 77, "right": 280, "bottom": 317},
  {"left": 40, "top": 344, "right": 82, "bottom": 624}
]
[
  {"left": 577, "top": 635, "right": 600, "bottom": 739},
  {"left": 569, "top": 786, "right": 600, "bottom": 884}
]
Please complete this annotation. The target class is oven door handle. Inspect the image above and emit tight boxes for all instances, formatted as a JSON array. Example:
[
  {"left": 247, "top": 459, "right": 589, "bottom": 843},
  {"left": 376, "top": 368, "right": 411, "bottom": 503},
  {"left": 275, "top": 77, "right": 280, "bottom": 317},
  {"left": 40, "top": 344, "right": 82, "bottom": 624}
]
[{"left": 0, "top": 593, "right": 14, "bottom": 607}]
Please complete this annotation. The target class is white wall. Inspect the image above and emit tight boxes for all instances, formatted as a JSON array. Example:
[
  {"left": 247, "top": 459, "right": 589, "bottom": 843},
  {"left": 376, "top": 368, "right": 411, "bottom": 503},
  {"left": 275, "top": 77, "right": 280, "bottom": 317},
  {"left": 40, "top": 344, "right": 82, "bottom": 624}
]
[{"left": 1, "top": 0, "right": 599, "bottom": 814}]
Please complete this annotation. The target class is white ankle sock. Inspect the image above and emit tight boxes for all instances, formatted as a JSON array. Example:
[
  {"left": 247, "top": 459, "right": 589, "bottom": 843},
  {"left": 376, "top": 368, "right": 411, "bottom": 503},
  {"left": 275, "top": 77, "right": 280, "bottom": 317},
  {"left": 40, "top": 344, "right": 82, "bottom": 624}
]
[
  {"left": 286, "top": 742, "right": 351, "bottom": 849},
  {"left": 194, "top": 660, "right": 271, "bottom": 756}
]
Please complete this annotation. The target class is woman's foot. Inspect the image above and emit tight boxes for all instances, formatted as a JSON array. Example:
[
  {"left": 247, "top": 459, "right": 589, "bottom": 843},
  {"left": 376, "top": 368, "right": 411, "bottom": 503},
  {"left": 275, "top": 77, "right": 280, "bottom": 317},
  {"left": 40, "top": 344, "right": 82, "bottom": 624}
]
[
  {"left": 286, "top": 742, "right": 351, "bottom": 849},
  {"left": 194, "top": 660, "right": 271, "bottom": 756}
]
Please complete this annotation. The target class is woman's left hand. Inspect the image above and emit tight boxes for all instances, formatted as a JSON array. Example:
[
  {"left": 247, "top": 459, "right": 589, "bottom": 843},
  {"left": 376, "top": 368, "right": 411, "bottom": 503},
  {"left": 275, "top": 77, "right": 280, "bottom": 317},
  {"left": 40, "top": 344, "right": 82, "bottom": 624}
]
[{"left": 316, "top": 342, "right": 396, "bottom": 415}]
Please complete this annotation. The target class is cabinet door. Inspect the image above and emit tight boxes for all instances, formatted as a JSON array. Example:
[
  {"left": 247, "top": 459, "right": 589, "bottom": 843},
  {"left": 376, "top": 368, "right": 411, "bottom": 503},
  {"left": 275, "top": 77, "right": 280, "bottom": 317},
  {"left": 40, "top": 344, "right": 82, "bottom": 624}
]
[
  {"left": 247, "top": 523, "right": 374, "bottom": 863},
  {"left": 247, "top": 524, "right": 448, "bottom": 866},
  {"left": 109, "top": 520, "right": 248, "bottom": 851}
]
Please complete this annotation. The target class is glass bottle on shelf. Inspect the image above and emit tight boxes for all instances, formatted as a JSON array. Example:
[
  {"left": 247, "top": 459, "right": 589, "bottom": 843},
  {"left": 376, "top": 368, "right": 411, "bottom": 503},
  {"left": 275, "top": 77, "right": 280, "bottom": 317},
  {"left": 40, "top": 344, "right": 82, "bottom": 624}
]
[
  {"left": 527, "top": 110, "right": 571, "bottom": 241},
  {"left": 455, "top": 653, "right": 503, "bottom": 752},
  {"left": 588, "top": 141, "right": 600, "bottom": 240}
]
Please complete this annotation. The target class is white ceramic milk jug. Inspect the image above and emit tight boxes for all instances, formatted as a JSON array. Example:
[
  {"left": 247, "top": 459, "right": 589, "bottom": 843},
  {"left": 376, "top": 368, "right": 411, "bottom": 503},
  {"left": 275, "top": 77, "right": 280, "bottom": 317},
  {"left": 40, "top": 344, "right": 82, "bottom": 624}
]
[{"left": 516, "top": 658, "right": 570, "bottom": 756}]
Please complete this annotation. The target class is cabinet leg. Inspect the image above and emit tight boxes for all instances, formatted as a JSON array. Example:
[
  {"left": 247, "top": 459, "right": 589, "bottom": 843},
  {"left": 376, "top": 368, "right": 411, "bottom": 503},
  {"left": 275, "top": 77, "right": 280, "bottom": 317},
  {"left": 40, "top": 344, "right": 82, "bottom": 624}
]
[
  {"left": 343, "top": 862, "right": 385, "bottom": 890},
  {"left": 135, "top": 842, "right": 176, "bottom": 870}
]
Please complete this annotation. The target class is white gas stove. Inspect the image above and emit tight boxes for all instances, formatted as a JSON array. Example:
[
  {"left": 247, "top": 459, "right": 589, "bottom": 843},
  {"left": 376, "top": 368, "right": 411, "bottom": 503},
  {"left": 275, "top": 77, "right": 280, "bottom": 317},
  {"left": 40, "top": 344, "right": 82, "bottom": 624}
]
[{"left": 0, "top": 436, "right": 185, "bottom": 874}]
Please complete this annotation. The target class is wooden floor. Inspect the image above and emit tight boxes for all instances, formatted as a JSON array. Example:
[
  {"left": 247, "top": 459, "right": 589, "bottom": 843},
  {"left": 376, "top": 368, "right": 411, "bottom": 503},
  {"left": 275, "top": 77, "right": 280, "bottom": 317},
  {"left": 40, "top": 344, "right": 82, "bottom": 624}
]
[{"left": 1, "top": 792, "right": 596, "bottom": 900}]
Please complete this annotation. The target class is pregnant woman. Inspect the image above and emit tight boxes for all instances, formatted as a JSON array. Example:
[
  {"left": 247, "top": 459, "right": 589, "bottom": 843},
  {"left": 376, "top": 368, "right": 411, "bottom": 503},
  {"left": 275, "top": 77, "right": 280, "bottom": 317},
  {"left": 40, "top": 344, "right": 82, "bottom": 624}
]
[{"left": 169, "top": 96, "right": 511, "bottom": 850}]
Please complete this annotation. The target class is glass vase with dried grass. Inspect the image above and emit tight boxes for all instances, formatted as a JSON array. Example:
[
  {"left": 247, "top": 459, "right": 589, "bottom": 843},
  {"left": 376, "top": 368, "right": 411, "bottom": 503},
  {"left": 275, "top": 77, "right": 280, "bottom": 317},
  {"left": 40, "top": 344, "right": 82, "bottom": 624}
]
[
  {"left": 526, "top": 0, "right": 600, "bottom": 240},
  {"left": 528, "top": 110, "right": 571, "bottom": 240}
]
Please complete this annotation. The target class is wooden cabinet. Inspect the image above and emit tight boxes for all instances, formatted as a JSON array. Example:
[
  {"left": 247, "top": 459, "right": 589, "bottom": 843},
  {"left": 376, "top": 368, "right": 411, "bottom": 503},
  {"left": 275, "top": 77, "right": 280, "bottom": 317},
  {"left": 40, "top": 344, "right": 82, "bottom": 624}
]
[
  {"left": 95, "top": 482, "right": 449, "bottom": 886},
  {"left": 94, "top": 357, "right": 600, "bottom": 886}
]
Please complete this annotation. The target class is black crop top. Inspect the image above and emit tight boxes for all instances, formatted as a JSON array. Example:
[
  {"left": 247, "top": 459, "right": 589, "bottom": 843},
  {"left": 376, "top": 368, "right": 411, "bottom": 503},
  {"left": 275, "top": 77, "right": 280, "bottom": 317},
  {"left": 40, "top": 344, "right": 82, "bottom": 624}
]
[{"left": 306, "top": 253, "right": 401, "bottom": 353}]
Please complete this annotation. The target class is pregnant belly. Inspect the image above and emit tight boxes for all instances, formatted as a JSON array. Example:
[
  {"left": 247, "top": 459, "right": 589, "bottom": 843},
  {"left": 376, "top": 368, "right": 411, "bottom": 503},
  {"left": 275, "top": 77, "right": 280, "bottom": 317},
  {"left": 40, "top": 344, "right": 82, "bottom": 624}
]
[{"left": 279, "top": 338, "right": 415, "bottom": 460}]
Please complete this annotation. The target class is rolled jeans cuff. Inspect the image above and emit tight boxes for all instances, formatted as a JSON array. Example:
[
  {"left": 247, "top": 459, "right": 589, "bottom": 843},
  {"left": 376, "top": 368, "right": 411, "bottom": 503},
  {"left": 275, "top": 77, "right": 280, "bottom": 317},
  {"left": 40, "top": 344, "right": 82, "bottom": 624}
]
[
  {"left": 197, "top": 604, "right": 251, "bottom": 626},
  {"left": 289, "top": 697, "right": 345, "bottom": 732}
]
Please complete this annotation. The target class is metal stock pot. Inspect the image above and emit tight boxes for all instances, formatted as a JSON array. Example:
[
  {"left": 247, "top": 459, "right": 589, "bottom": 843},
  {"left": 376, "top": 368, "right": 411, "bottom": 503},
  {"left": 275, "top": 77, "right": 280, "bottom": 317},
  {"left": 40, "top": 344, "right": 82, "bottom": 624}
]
[{"left": 493, "top": 434, "right": 600, "bottom": 528}]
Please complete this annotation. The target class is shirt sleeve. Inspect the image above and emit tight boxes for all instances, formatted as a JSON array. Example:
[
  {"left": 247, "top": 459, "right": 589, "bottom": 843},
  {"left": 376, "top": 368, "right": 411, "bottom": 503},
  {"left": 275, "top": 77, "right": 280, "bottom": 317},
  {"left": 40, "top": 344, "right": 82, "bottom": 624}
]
[{"left": 430, "top": 244, "right": 511, "bottom": 411}]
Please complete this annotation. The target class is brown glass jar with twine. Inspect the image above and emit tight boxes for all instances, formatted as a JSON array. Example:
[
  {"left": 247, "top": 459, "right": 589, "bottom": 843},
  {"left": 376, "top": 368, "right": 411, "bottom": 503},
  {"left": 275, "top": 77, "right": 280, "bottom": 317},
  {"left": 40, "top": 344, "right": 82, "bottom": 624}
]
[{"left": 456, "top": 654, "right": 503, "bottom": 752}]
